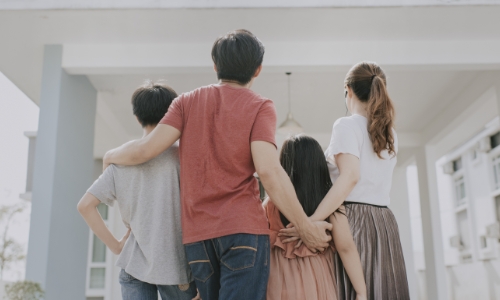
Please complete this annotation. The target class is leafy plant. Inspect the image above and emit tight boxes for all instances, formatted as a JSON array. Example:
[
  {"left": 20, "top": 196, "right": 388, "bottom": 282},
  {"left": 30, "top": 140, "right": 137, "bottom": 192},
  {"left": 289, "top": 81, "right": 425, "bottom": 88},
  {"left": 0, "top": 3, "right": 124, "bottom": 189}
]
[
  {"left": 5, "top": 280, "right": 44, "bottom": 300},
  {"left": 0, "top": 204, "right": 26, "bottom": 280}
]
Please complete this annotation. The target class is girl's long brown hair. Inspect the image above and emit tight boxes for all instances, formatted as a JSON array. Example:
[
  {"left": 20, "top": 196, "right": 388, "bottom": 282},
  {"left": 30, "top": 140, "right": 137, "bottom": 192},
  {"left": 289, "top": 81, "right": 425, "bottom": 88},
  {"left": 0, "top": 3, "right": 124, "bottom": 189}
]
[
  {"left": 345, "top": 62, "right": 395, "bottom": 158},
  {"left": 278, "top": 135, "right": 343, "bottom": 227}
]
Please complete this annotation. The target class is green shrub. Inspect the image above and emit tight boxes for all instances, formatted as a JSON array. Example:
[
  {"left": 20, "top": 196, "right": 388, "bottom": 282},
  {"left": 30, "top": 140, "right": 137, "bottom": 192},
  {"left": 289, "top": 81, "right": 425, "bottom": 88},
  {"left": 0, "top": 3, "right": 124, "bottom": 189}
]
[{"left": 5, "top": 280, "right": 44, "bottom": 300}]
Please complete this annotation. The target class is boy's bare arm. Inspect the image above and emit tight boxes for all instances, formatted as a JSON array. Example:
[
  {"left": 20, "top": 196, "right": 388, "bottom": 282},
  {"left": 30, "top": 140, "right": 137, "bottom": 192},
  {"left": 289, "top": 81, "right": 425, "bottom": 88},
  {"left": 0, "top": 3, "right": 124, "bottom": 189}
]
[
  {"left": 77, "top": 193, "right": 130, "bottom": 255},
  {"left": 330, "top": 209, "right": 367, "bottom": 300},
  {"left": 103, "top": 124, "right": 180, "bottom": 170},
  {"left": 251, "top": 141, "right": 332, "bottom": 251}
]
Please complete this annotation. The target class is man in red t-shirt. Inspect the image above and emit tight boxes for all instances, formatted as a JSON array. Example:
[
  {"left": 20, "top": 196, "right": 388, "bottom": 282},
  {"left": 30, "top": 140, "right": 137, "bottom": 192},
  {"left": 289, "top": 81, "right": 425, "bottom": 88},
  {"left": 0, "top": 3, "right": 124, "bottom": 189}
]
[{"left": 104, "top": 29, "right": 332, "bottom": 300}]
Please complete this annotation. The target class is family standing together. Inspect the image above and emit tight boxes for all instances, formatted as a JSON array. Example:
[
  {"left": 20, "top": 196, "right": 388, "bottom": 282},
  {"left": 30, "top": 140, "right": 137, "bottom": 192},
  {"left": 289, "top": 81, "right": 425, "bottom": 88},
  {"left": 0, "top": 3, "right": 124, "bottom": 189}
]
[{"left": 77, "top": 29, "right": 409, "bottom": 300}]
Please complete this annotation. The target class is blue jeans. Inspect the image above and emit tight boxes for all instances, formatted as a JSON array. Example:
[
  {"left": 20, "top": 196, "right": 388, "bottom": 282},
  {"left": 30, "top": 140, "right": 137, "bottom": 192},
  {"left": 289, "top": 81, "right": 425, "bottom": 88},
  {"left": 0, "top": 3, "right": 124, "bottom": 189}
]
[
  {"left": 119, "top": 269, "right": 197, "bottom": 300},
  {"left": 185, "top": 233, "right": 270, "bottom": 300}
]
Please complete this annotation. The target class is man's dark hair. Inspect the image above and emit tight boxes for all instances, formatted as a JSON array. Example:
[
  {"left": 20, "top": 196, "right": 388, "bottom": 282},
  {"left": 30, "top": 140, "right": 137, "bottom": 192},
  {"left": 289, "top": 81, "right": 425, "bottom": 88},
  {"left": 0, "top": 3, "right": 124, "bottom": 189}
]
[
  {"left": 211, "top": 29, "right": 265, "bottom": 85},
  {"left": 131, "top": 81, "right": 178, "bottom": 127}
]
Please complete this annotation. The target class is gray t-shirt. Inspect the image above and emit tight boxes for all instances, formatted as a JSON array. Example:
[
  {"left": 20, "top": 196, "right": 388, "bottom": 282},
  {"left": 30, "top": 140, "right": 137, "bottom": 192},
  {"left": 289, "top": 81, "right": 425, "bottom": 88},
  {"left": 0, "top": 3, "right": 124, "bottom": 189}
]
[{"left": 87, "top": 142, "right": 192, "bottom": 285}]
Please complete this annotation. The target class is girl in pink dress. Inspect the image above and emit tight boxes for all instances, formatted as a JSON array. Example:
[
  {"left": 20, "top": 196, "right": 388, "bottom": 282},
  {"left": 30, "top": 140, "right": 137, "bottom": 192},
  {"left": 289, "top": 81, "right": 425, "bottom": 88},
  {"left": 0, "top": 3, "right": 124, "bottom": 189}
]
[{"left": 264, "top": 135, "right": 367, "bottom": 300}]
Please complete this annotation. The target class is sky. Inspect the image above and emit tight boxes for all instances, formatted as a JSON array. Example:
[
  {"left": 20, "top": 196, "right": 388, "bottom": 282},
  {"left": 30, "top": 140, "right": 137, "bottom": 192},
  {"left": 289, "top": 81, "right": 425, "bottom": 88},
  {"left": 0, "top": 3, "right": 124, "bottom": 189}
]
[{"left": 0, "top": 72, "right": 39, "bottom": 282}]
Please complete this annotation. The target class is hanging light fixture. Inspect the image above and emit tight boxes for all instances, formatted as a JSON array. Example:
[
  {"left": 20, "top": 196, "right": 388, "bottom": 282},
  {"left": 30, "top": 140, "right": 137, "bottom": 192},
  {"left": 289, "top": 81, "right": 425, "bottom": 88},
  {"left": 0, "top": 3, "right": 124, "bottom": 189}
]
[{"left": 277, "top": 72, "right": 304, "bottom": 135}]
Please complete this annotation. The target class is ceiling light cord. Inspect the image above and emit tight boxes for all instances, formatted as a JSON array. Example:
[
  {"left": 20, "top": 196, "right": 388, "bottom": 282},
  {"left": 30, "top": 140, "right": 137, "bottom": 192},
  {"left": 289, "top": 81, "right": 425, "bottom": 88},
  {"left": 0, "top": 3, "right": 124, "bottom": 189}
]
[
  {"left": 287, "top": 72, "right": 292, "bottom": 115},
  {"left": 277, "top": 72, "right": 304, "bottom": 135}
]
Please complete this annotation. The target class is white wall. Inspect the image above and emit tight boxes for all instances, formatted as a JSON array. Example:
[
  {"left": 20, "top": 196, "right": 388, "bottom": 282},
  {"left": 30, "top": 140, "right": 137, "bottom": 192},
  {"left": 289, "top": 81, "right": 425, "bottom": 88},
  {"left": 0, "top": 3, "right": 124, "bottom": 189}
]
[
  {"left": 390, "top": 164, "right": 418, "bottom": 300},
  {"left": 437, "top": 143, "right": 500, "bottom": 299},
  {"left": 435, "top": 159, "right": 461, "bottom": 267},
  {"left": 0, "top": 72, "right": 39, "bottom": 282},
  {"left": 431, "top": 113, "right": 500, "bottom": 299}
]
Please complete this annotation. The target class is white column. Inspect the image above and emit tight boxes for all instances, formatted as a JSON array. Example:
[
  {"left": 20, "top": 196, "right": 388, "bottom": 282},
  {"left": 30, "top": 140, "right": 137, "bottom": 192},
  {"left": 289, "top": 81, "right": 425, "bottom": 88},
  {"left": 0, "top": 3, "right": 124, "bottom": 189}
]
[
  {"left": 25, "top": 45, "right": 97, "bottom": 300},
  {"left": 415, "top": 146, "right": 449, "bottom": 300},
  {"left": 496, "top": 79, "right": 500, "bottom": 117},
  {"left": 389, "top": 161, "right": 418, "bottom": 300}
]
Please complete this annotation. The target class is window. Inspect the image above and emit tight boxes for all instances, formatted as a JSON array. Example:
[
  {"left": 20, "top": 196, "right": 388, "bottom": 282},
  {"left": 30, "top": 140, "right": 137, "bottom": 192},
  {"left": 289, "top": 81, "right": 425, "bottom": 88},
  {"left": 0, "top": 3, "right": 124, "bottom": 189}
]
[
  {"left": 491, "top": 131, "right": 500, "bottom": 150},
  {"left": 493, "top": 196, "right": 500, "bottom": 243},
  {"left": 454, "top": 176, "right": 466, "bottom": 206},
  {"left": 495, "top": 195, "right": 500, "bottom": 223},
  {"left": 470, "top": 147, "right": 478, "bottom": 161},
  {"left": 471, "top": 150, "right": 477, "bottom": 161},
  {"left": 453, "top": 158, "right": 463, "bottom": 172},
  {"left": 89, "top": 268, "right": 106, "bottom": 289},
  {"left": 97, "top": 203, "right": 108, "bottom": 220},
  {"left": 86, "top": 201, "right": 111, "bottom": 296},
  {"left": 480, "top": 236, "right": 488, "bottom": 249},
  {"left": 91, "top": 235, "right": 106, "bottom": 263},
  {"left": 457, "top": 210, "right": 471, "bottom": 252},
  {"left": 493, "top": 155, "right": 500, "bottom": 190}
]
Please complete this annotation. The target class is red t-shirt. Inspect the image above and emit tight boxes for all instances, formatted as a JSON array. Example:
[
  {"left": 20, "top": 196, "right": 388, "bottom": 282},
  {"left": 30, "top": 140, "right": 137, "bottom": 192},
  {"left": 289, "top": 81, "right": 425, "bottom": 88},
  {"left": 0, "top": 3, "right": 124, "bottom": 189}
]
[{"left": 160, "top": 84, "right": 276, "bottom": 244}]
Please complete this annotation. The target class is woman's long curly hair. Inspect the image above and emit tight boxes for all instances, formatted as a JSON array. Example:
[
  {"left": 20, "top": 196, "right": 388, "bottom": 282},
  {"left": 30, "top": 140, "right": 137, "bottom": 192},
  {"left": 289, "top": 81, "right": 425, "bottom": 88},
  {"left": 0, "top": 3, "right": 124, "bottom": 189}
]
[{"left": 345, "top": 62, "right": 395, "bottom": 158}]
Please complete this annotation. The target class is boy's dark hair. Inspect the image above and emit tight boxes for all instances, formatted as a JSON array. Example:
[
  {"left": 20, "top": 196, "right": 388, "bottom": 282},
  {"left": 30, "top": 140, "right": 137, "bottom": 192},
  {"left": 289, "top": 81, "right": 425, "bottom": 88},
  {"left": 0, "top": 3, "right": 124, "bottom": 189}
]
[
  {"left": 211, "top": 29, "right": 265, "bottom": 85},
  {"left": 131, "top": 81, "right": 178, "bottom": 127}
]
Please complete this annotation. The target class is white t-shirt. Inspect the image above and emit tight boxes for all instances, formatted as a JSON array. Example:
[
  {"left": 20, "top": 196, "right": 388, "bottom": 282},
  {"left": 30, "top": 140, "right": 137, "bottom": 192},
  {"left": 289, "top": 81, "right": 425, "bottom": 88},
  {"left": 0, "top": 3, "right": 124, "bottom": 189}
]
[{"left": 324, "top": 114, "right": 398, "bottom": 206}]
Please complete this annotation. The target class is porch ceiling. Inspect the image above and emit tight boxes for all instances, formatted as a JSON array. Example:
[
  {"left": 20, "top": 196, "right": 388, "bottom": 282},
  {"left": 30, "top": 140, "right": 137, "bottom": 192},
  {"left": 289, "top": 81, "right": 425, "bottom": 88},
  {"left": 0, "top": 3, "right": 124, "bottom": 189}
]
[
  {"left": 1, "top": 6, "right": 500, "bottom": 104},
  {"left": 87, "top": 69, "right": 474, "bottom": 139},
  {"left": 0, "top": 6, "right": 499, "bottom": 155}
]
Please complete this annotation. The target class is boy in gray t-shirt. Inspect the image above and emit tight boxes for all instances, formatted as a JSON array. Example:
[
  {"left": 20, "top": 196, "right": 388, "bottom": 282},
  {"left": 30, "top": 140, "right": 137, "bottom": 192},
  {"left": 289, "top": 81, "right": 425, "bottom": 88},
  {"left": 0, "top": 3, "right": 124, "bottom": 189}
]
[{"left": 78, "top": 82, "right": 197, "bottom": 300}]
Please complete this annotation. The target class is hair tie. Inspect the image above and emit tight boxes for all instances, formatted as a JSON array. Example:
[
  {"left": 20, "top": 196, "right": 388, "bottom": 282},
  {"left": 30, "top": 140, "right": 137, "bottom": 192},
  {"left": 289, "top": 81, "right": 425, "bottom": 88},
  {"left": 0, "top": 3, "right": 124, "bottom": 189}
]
[{"left": 371, "top": 74, "right": 376, "bottom": 81}]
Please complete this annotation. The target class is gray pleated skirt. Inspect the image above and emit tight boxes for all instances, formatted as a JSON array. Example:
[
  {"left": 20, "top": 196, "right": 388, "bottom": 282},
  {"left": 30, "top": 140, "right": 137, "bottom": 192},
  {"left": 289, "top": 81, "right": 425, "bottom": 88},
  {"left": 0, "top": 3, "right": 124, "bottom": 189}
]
[{"left": 335, "top": 202, "right": 410, "bottom": 300}]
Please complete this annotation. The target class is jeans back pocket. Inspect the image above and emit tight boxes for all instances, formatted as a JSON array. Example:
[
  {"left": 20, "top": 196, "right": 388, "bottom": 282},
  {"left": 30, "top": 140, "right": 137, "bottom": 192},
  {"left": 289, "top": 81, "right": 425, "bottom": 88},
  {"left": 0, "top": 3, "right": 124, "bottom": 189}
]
[
  {"left": 118, "top": 269, "right": 136, "bottom": 284},
  {"left": 185, "top": 242, "right": 214, "bottom": 282},
  {"left": 218, "top": 234, "right": 258, "bottom": 271}
]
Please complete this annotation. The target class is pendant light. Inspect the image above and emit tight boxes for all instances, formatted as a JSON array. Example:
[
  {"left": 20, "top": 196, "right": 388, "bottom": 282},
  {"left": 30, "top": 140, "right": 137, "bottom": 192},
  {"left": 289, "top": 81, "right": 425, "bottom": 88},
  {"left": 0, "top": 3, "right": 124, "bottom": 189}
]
[{"left": 277, "top": 72, "right": 304, "bottom": 135}]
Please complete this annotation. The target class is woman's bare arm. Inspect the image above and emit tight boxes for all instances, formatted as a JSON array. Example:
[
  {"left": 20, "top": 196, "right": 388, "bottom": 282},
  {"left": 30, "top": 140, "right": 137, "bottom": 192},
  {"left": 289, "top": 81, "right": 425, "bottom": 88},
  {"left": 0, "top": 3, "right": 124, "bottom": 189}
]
[
  {"left": 252, "top": 141, "right": 332, "bottom": 251},
  {"left": 330, "top": 208, "right": 367, "bottom": 300},
  {"left": 279, "top": 153, "right": 359, "bottom": 242},
  {"left": 311, "top": 153, "right": 360, "bottom": 221}
]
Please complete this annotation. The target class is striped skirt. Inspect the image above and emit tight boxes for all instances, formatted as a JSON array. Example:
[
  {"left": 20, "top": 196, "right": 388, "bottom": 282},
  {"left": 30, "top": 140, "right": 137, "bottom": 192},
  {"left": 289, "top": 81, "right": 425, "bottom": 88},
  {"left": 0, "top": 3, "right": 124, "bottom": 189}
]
[{"left": 335, "top": 202, "right": 410, "bottom": 300}]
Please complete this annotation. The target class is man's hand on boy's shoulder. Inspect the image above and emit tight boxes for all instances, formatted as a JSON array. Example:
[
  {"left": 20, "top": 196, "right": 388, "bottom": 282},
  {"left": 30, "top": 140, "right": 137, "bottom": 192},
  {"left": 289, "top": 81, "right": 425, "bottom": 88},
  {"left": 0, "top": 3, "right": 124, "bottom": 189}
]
[
  {"left": 103, "top": 149, "right": 116, "bottom": 171},
  {"left": 111, "top": 228, "right": 131, "bottom": 255},
  {"left": 102, "top": 125, "right": 181, "bottom": 171}
]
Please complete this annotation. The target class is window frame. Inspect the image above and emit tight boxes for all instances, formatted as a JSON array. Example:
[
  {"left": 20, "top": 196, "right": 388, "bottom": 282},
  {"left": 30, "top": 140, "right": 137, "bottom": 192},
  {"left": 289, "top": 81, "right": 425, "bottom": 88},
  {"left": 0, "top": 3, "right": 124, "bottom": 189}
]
[
  {"left": 85, "top": 203, "right": 115, "bottom": 299},
  {"left": 491, "top": 148, "right": 500, "bottom": 193},
  {"left": 452, "top": 166, "right": 467, "bottom": 209}
]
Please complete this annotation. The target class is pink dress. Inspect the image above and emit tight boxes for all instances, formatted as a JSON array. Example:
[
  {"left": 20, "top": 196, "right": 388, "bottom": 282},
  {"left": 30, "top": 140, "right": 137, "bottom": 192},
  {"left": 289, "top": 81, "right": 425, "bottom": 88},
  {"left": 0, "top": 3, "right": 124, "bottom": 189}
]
[{"left": 265, "top": 200, "right": 338, "bottom": 300}]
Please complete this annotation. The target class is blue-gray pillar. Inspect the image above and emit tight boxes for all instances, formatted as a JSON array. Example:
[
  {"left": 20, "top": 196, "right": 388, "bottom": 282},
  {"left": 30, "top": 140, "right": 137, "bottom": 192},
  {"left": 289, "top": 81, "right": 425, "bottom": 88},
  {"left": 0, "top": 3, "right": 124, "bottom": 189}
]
[{"left": 26, "top": 45, "right": 97, "bottom": 300}]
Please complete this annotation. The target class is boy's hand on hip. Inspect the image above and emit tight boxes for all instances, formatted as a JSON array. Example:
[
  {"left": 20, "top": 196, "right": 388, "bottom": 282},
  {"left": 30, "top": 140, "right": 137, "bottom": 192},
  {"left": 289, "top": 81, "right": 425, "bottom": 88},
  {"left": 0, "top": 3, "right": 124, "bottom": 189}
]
[
  {"left": 112, "top": 228, "right": 131, "bottom": 255},
  {"left": 192, "top": 290, "right": 201, "bottom": 300}
]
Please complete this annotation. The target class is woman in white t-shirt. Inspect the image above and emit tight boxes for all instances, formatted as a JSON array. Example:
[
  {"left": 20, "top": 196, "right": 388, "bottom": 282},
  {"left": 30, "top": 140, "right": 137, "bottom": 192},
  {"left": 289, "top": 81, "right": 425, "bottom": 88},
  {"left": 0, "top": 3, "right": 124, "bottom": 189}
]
[{"left": 282, "top": 61, "right": 409, "bottom": 300}]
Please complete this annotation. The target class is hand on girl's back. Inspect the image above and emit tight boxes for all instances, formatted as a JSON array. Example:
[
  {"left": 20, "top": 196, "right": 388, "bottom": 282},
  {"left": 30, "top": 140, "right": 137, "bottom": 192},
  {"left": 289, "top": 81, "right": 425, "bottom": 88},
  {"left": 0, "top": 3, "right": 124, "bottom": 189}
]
[{"left": 281, "top": 220, "right": 332, "bottom": 252}]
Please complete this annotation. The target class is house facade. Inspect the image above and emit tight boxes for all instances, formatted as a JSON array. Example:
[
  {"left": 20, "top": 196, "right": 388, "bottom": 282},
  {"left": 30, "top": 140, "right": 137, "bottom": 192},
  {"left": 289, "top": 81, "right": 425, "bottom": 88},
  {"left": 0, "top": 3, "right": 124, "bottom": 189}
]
[{"left": 2, "top": 1, "right": 500, "bottom": 299}]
